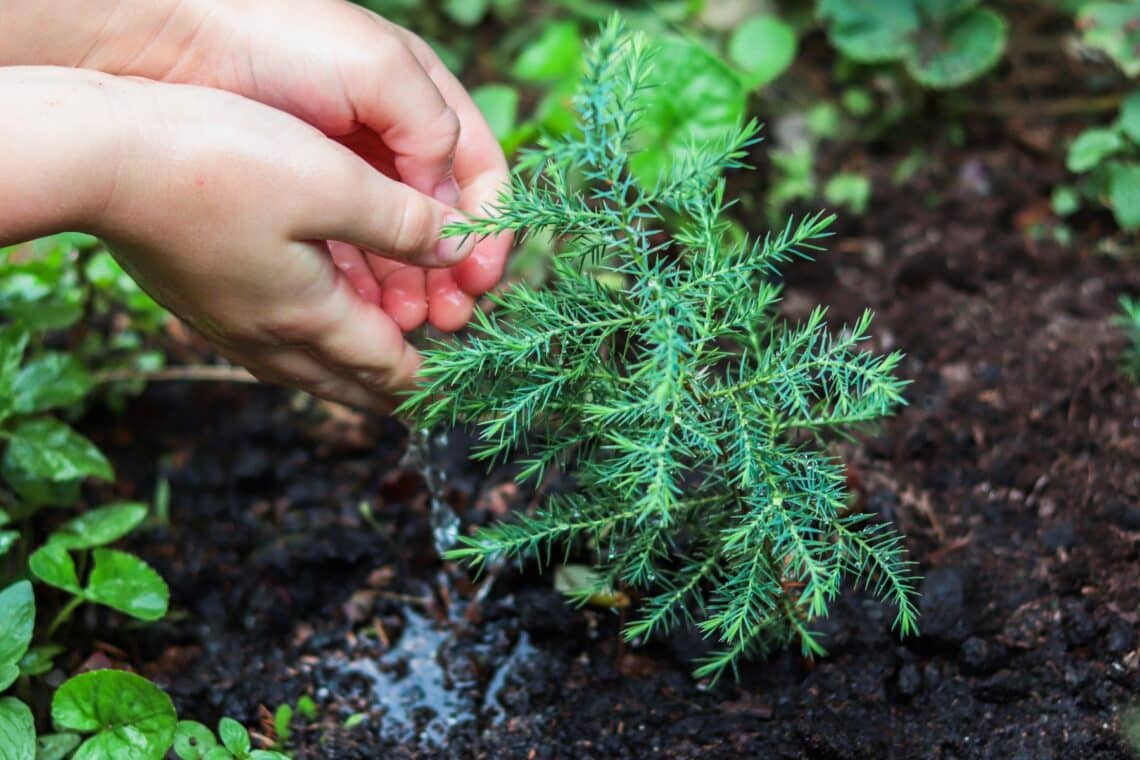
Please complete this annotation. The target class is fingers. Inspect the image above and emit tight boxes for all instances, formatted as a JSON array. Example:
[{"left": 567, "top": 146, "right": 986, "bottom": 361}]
[
  {"left": 236, "top": 271, "right": 422, "bottom": 413},
  {"left": 328, "top": 241, "right": 381, "bottom": 305},
  {"left": 367, "top": 256, "right": 428, "bottom": 331},
  {"left": 294, "top": 146, "right": 475, "bottom": 268},
  {"left": 350, "top": 33, "right": 461, "bottom": 200},
  {"left": 393, "top": 30, "right": 514, "bottom": 297},
  {"left": 426, "top": 269, "right": 475, "bottom": 332}
]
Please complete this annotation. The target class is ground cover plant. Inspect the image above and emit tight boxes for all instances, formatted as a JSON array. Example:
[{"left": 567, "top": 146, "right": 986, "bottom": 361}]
[
  {"left": 403, "top": 16, "right": 917, "bottom": 680},
  {"left": 0, "top": 240, "right": 285, "bottom": 759}
]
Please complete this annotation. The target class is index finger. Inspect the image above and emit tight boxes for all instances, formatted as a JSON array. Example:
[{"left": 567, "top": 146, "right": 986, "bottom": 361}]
[{"left": 395, "top": 30, "right": 514, "bottom": 297}]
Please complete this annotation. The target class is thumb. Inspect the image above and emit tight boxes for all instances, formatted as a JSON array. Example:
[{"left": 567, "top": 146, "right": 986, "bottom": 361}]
[{"left": 292, "top": 144, "right": 474, "bottom": 268}]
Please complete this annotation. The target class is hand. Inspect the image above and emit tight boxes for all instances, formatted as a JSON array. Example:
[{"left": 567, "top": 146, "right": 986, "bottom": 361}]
[
  {"left": 83, "top": 0, "right": 512, "bottom": 332},
  {"left": 87, "top": 74, "right": 478, "bottom": 412}
]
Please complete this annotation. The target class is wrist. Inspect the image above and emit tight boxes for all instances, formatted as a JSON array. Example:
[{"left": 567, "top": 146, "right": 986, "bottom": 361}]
[{"left": 0, "top": 67, "right": 129, "bottom": 243}]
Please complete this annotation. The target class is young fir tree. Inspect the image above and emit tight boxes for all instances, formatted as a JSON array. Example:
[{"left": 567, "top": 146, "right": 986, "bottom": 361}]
[{"left": 402, "top": 16, "right": 918, "bottom": 680}]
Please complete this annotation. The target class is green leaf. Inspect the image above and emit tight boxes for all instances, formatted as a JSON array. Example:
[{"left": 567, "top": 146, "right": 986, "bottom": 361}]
[
  {"left": 1121, "top": 90, "right": 1140, "bottom": 145},
  {"left": 35, "top": 733, "right": 81, "bottom": 760},
  {"left": 173, "top": 721, "right": 217, "bottom": 760},
  {"left": 1079, "top": 2, "right": 1140, "bottom": 77},
  {"left": 728, "top": 16, "right": 797, "bottom": 88},
  {"left": 0, "top": 697, "right": 35, "bottom": 760},
  {"left": 906, "top": 7, "right": 1007, "bottom": 88},
  {"left": 11, "top": 354, "right": 92, "bottom": 415},
  {"left": 28, "top": 544, "right": 81, "bottom": 594},
  {"left": 249, "top": 752, "right": 289, "bottom": 760},
  {"left": 0, "top": 582, "right": 35, "bottom": 692},
  {"left": 917, "top": 0, "right": 981, "bottom": 22},
  {"left": 85, "top": 549, "right": 169, "bottom": 621},
  {"left": 824, "top": 172, "right": 872, "bottom": 215},
  {"left": 52, "top": 670, "right": 176, "bottom": 760},
  {"left": 818, "top": 0, "right": 918, "bottom": 63},
  {"left": 472, "top": 85, "right": 520, "bottom": 142},
  {"left": 296, "top": 695, "right": 317, "bottom": 720},
  {"left": 203, "top": 748, "right": 234, "bottom": 760},
  {"left": 512, "top": 21, "right": 582, "bottom": 81},
  {"left": 2, "top": 418, "right": 113, "bottom": 484},
  {"left": 631, "top": 37, "right": 746, "bottom": 186},
  {"left": 48, "top": 503, "right": 148, "bottom": 550},
  {"left": 19, "top": 644, "right": 64, "bottom": 679},
  {"left": 273, "top": 704, "right": 292, "bottom": 745},
  {"left": 1108, "top": 162, "right": 1140, "bottom": 231},
  {"left": 218, "top": 719, "right": 250, "bottom": 756},
  {"left": 1067, "top": 127, "right": 1125, "bottom": 173},
  {"left": 442, "top": 0, "right": 488, "bottom": 26},
  {"left": 0, "top": 328, "right": 29, "bottom": 422},
  {"left": 30, "top": 545, "right": 168, "bottom": 621},
  {"left": 1052, "top": 185, "right": 1081, "bottom": 217},
  {"left": 0, "top": 532, "right": 18, "bottom": 559}
]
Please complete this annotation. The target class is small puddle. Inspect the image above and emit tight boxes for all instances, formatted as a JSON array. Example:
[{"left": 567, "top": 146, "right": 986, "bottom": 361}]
[
  {"left": 340, "top": 610, "right": 473, "bottom": 747},
  {"left": 334, "top": 608, "right": 546, "bottom": 746}
]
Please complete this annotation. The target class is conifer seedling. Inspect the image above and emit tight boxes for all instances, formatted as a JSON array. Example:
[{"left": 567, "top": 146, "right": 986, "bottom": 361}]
[{"left": 403, "top": 16, "right": 918, "bottom": 680}]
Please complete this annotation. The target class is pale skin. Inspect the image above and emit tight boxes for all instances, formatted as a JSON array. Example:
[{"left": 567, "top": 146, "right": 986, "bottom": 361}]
[{"left": 0, "top": 0, "right": 512, "bottom": 412}]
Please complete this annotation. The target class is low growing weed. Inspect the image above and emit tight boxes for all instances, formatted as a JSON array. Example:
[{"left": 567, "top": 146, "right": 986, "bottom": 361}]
[
  {"left": 0, "top": 246, "right": 284, "bottom": 758},
  {"left": 405, "top": 16, "right": 918, "bottom": 681}
]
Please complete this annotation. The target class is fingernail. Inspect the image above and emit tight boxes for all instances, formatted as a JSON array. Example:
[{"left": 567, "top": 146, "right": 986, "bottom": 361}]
[
  {"left": 436, "top": 215, "right": 474, "bottom": 264},
  {"left": 433, "top": 177, "right": 461, "bottom": 207}
]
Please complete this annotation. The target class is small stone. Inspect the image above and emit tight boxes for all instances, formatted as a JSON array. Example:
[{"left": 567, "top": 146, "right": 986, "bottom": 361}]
[
  {"left": 1105, "top": 617, "right": 1137, "bottom": 654},
  {"left": 1041, "top": 520, "right": 1076, "bottom": 551},
  {"left": 896, "top": 663, "right": 922, "bottom": 699},
  {"left": 919, "top": 567, "right": 969, "bottom": 645},
  {"left": 959, "top": 636, "right": 1007, "bottom": 675}
]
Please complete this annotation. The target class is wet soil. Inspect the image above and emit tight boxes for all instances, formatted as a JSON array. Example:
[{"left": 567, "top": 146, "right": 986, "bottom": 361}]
[{"left": 73, "top": 36, "right": 1140, "bottom": 760}]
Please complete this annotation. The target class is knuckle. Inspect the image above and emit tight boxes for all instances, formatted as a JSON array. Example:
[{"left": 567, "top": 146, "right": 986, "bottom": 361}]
[{"left": 389, "top": 197, "right": 437, "bottom": 256}]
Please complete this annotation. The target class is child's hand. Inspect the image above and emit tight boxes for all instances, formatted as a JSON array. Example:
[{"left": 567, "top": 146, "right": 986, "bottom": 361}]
[
  {"left": 22, "top": 0, "right": 513, "bottom": 333},
  {"left": 84, "top": 74, "right": 475, "bottom": 411}
]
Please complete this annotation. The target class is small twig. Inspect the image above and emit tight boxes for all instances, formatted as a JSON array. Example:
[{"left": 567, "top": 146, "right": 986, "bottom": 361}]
[{"left": 93, "top": 365, "right": 258, "bottom": 385}]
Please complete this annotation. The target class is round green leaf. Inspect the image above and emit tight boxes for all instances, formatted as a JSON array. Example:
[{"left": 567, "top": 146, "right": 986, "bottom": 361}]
[
  {"left": 818, "top": 0, "right": 918, "bottom": 63},
  {"left": 0, "top": 697, "right": 35, "bottom": 760},
  {"left": 218, "top": 718, "right": 250, "bottom": 756},
  {"left": 1108, "top": 162, "right": 1140, "bottom": 232},
  {"left": 51, "top": 670, "right": 176, "bottom": 760},
  {"left": 2, "top": 418, "right": 112, "bottom": 484},
  {"left": 85, "top": 549, "right": 169, "bottom": 621},
  {"left": 1052, "top": 185, "right": 1081, "bottom": 217},
  {"left": 728, "top": 16, "right": 797, "bottom": 88},
  {"left": 1120, "top": 91, "right": 1140, "bottom": 146},
  {"left": 203, "top": 748, "right": 234, "bottom": 760},
  {"left": 28, "top": 544, "right": 81, "bottom": 594},
  {"left": 49, "top": 503, "right": 149, "bottom": 550},
  {"left": 173, "top": 721, "right": 217, "bottom": 760},
  {"left": 471, "top": 85, "right": 520, "bottom": 142},
  {"left": 824, "top": 172, "right": 873, "bottom": 215},
  {"left": 11, "top": 353, "right": 92, "bottom": 415},
  {"left": 35, "top": 733, "right": 81, "bottom": 760},
  {"left": 906, "top": 8, "right": 1007, "bottom": 89},
  {"left": 0, "top": 532, "right": 18, "bottom": 560},
  {"left": 0, "top": 582, "right": 34, "bottom": 692},
  {"left": 1079, "top": 2, "right": 1140, "bottom": 77},
  {"left": 512, "top": 21, "right": 582, "bottom": 82},
  {"left": 631, "top": 37, "right": 747, "bottom": 187},
  {"left": 1067, "top": 127, "right": 1125, "bottom": 173}
]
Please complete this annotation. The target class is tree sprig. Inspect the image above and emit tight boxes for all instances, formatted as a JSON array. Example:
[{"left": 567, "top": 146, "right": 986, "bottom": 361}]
[{"left": 403, "top": 15, "right": 917, "bottom": 681}]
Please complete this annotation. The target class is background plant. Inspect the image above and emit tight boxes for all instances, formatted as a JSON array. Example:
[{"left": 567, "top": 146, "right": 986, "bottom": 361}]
[
  {"left": 404, "top": 16, "right": 917, "bottom": 681},
  {"left": 0, "top": 251, "right": 283, "bottom": 758},
  {"left": 817, "top": 0, "right": 1008, "bottom": 89}
]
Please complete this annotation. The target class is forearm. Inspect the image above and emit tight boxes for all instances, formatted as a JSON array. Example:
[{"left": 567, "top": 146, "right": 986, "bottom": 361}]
[
  {"left": 0, "top": 67, "right": 123, "bottom": 244},
  {"left": 0, "top": 0, "right": 206, "bottom": 77}
]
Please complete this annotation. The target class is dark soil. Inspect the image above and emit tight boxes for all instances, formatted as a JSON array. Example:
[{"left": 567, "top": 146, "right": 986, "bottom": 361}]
[{"left": 75, "top": 32, "right": 1140, "bottom": 760}]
